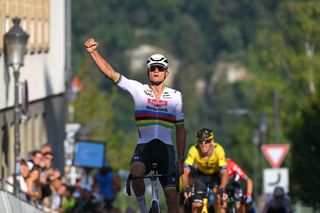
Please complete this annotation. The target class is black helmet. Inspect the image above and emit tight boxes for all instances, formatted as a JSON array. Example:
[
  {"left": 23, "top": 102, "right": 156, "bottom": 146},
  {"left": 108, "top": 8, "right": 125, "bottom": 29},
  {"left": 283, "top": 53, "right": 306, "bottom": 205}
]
[
  {"left": 196, "top": 128, "right": 214, "bottom": 144},
  {"left": 273, "top": 186, "right": 285, "bottom": 197}
]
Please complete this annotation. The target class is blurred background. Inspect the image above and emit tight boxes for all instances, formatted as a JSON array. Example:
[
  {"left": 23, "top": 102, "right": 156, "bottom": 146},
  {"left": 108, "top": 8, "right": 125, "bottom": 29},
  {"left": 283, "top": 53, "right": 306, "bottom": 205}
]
[{"left": 0, "top": 0, "right": 319, "bottom": 212}]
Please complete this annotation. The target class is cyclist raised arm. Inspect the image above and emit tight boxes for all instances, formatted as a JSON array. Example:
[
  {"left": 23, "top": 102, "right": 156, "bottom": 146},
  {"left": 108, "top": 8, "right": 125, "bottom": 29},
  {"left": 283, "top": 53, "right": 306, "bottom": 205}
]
[
  {"left": 226, "top": 158, "right": 253, "bottom": 213},
  {"left": 85, "top": 38, "right": 187, "bottom": 213},
  {"left": 182, "top": 128, "right": 229, "bottom": 213}
]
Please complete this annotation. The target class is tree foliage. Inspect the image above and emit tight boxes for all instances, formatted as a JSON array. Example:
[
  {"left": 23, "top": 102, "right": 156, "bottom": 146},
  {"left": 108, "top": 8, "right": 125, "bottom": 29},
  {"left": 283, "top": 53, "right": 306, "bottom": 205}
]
[
  {"left": 71, "top": 59, "right": 136, "bottom": 170},
  {"left": 288, "top": 95, "right": 320, "bottom": 208}
]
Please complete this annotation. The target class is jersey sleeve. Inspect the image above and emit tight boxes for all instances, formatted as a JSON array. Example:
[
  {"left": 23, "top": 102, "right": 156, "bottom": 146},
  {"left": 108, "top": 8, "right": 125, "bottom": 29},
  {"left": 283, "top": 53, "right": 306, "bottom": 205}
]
[
  {"left": 215, "top": 144, "right": 227, "bottom": 168},
  {"left": 184, "top": 146, "right": 196, "bottom": 167},
  {"left": 174, "top": 91, "right": 184, "bottom": 124},
  {"left": 231, "top": 160, "right": 248, "bottom": 180},
  {"left": 116, "top": 74, "right": 143, "bottom": 95}
]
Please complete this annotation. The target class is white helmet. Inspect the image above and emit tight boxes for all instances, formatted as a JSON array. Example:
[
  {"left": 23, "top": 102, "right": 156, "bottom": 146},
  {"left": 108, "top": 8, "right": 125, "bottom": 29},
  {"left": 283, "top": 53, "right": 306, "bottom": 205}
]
[{"left": 146, "top": 54, "right": 169, "bottom": 69}]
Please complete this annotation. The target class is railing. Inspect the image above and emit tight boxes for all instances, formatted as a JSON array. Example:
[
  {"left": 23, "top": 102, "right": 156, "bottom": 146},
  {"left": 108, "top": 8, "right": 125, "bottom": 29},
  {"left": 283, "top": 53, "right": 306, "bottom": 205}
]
[{"left": 0, "top": 179, "right": 45, "bottom": 213}]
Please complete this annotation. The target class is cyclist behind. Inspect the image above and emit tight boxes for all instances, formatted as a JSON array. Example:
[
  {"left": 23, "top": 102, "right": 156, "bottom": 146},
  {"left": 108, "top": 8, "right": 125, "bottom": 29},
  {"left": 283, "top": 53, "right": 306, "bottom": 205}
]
[
  {"left": 84, "top": 38, "right": 187, "bottom": 213},
  {"left": 182, "top": 128, "right": 229, "bottom": 213},
  {"left": 262, "top": 186, "right": 293, "bottom": 213},
  {"left": 226, "top": 158, "right": 253, "bottom": 213}
]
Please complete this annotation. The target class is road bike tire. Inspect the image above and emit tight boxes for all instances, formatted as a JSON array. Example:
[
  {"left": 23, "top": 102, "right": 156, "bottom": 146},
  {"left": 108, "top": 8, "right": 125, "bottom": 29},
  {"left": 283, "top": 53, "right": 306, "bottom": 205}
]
[{"left": 149, "top": 200, "right": 160, "bottom": 213}]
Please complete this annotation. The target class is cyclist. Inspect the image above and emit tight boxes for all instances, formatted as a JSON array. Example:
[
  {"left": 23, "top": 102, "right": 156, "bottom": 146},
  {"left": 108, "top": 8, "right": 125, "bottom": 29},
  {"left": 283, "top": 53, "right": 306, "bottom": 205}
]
[
  {"left": 84, "top": 38, "right": 186, "bottom": 213},
  {"left": 182, "top": 128, "right": 229, "bottom": 213},
  {"left": 226, "top": 158, "right": 253, "bottom": 213},
  {"left": 262, "top": 186, "right": 292, "bottom": 213}
]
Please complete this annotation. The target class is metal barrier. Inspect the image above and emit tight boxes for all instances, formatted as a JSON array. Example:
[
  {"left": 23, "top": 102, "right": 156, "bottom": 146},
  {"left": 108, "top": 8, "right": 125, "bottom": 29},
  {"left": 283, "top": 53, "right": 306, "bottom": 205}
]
[{"left": 0, "top": 190, "right": 45, "bottom": 213}]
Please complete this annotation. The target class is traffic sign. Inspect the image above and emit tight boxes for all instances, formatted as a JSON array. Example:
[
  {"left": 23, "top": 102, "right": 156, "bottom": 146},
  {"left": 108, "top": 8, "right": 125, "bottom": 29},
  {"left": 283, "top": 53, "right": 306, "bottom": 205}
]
[
  {"left": 263, "top": 168, "right": 289, "bottom": 194},
  {"left": 261, "top": 144, "right": 289, "bottom": 168}
]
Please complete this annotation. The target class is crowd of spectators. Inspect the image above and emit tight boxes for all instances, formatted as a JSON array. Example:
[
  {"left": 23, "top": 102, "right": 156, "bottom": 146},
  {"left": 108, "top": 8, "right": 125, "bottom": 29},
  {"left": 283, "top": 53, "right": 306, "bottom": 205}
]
[{"left": 5, "top": 143, "right": 123, "bottom": 213}]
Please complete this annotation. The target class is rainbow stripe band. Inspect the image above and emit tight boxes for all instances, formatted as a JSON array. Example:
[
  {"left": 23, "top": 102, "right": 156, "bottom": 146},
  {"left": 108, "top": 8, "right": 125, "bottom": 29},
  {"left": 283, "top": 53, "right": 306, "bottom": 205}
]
[
  {"left": 113, "top": 73, "right": 121, "bottom": 84},
  {"left": 135, "top": 110, "right": 176, "bottom": 128}
]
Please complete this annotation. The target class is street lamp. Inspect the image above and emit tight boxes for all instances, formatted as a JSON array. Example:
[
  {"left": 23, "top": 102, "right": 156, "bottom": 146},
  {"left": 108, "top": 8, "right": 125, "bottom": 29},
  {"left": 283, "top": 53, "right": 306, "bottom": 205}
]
[{"left": 4, "top": 17, "right": 29, "bottom": 196}]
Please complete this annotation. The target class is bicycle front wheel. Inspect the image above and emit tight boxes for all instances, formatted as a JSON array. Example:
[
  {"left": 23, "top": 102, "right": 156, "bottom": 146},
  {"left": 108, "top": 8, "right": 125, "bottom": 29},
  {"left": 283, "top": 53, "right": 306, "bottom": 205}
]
[{"left": 149, "top": 200, "right": 160, "bottom": 213}]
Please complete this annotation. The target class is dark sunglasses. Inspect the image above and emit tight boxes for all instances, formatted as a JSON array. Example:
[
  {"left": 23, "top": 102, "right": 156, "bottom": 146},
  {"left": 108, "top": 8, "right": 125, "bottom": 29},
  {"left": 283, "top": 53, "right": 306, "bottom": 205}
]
[
  {"left": 197, "top": 139, "right": 211, "bottom": 145},
  {"left": 149, "top": 65, "right": 166, "bottom": 72}
]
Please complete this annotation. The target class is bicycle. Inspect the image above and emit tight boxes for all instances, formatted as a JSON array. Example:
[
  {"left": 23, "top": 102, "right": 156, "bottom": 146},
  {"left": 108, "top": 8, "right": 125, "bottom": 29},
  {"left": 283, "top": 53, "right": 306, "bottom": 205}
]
[
  {"left": 201, "top": 185, "right": 215, "bottom": 213},
  {"left": 185, "top": 184, "right": 215, "bottom": 213},
  {"left": 224, "top": 182, "right": 252, "bottom": 213},
  {"left": 225, "top": 190, "right": 236, "bottom": 213},
  {"left": 126, "top": 163, "right": 172, "bottom": 213}
]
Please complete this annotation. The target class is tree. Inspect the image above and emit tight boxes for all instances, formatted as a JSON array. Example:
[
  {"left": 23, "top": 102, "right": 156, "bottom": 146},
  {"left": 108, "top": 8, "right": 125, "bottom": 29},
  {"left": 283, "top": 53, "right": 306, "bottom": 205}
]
[{"left": 288, "top": 94, "right": 320, "bottom": 209}]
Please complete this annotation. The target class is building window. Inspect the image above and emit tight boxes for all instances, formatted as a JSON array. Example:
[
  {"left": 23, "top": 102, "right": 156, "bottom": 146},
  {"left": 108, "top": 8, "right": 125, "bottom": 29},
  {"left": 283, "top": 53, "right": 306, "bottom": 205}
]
[{"left": 0, "top": 0, "right": 50, "bottom": 54}]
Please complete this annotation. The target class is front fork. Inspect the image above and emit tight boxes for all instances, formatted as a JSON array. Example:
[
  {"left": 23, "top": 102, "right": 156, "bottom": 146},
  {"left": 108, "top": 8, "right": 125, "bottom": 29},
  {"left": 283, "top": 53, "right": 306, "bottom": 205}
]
[{"left": 150, "top": 178, "right": 160, "bottom": 209}]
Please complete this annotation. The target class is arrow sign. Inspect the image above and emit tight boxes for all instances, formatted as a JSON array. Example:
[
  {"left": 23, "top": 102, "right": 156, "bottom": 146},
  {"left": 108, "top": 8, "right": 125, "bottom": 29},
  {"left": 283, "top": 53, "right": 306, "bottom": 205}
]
[
  {"left": 261, "top": 144, "right": 289, "bottom": 168},
  {"left": 263, "top": 168, "right": 289, "bottom": 194}
]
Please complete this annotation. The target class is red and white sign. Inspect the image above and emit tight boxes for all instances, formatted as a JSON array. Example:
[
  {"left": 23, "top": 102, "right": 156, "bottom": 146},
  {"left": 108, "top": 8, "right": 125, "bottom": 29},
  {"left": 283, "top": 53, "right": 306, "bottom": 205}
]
[{"left": 261, "top": 144, "right": 289, "bottom": 168}]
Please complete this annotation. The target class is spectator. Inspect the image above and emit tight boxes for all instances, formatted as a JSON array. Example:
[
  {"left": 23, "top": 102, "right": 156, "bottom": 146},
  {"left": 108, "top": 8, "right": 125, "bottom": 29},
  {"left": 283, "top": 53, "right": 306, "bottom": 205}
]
[
  {"left": 92, "top": 163, "right": 120, "bottom": 211},
  {"left": 6, "top": 159, "right": 30, "bottom": 198},
  {"left": 39, "top": 152, "right": 56, "bottom": 209},
  {"left": 27, "top": 150, "right": 43, "bottom": 170},
  {"left": 43, "top": 152, "right": 54, "bottom": 170},
  {"left": 73, "top": 183, "right": 102, "bottom": 212},
  {"left": 26, "top": 165, "right": 42, "bottom": 206},
  {"left": 50, "top": 178, "right": 64, "bottom": 211},
  {"left": 40, "top": 143, "right": 53, "bottom": 155},
  {"left": 262, "top": 186, "right": 293, "bottom": 213},
  {"left": 72, "top": 178, "right": 82, "bottom": 199},
  {"left": 60, "top": 185, "right": 76, "bottom": 213},
  {"left": 56, "top": 183, "right": 67, "bottom": 211}
]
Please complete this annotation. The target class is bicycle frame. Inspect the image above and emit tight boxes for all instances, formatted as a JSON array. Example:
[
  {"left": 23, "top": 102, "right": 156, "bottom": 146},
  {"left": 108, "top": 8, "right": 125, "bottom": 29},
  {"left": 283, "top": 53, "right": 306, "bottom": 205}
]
[
  {"left": 201, "top": 185, "right": 214, "bottom": 213},
  {"left": 126, "top": 163, "right": 173, "bottom": 213},
  {"left": 189, "top": 185, "right": 214, "bottom": 213},
  {"left": 201, "top": 196, "right": 209, "bottom": 213},
  {"left": 149, "top": 170, "right": 161, "bottom": 212}
]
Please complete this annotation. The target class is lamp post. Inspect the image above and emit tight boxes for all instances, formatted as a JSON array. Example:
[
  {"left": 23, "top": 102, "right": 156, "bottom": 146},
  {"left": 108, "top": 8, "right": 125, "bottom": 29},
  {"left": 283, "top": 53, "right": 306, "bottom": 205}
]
[{"left": 4, "top": 17, "right": 29, "bottom": 196}]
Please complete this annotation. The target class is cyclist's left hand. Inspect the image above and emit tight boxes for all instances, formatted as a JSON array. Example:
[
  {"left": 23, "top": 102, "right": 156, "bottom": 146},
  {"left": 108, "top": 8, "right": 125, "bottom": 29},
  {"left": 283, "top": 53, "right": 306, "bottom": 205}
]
[
  {"left": 246, "top": 194, "right": 253, "bottom": 204},
  {"left": 218, "top": 188, "right": 228, "bottom": 201}
]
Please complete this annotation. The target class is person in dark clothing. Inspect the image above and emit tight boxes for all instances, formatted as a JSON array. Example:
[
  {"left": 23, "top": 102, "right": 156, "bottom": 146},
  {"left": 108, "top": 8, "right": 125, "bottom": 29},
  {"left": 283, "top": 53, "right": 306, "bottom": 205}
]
[
  {"left": 93, "top": 163, "right": 119, "bottom": 211},
  {"left": 262, "top": 186, "right": 292, "bottom": 213}
]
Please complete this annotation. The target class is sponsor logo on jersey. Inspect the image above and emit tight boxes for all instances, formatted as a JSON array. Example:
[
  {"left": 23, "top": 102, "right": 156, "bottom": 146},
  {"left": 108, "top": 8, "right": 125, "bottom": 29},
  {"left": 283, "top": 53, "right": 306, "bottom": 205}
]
[
  {"left": 163, "top": 92, "right": 172, "bottom": 99},
  {"left": 146, "top": 106, "right": 168, "bottom": 112},
  {"left": 147, "top": 98, "right": 168, "bottom": 107},
  {"left": 144, "top": 89, "right": 154, "bottom": 97}
]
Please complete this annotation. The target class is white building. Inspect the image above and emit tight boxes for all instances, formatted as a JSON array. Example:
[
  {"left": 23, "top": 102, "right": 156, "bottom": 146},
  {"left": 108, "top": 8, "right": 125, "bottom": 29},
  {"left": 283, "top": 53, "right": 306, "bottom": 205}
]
[{"left": 0, "top": 0, "right": 70, "bottom": 179}]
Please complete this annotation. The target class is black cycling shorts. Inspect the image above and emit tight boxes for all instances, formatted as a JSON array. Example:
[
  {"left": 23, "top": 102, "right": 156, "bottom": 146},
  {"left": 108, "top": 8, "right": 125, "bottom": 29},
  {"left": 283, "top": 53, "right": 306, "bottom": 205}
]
[
  {"left": 192, "top": 170, "right": 221, "bottom": 203},
  {"left": 226, "top": 181, "right": 244, "bottom": 205},
  {"left": 130, "top": 139, "right": 178, "bottom": 190}
]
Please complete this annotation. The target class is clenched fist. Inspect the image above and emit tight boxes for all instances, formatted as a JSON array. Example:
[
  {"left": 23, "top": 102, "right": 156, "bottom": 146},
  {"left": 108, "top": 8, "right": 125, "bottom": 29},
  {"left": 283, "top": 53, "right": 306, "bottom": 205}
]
[{"left": 84, "top": 38, "right": 99, "bottom": 53}]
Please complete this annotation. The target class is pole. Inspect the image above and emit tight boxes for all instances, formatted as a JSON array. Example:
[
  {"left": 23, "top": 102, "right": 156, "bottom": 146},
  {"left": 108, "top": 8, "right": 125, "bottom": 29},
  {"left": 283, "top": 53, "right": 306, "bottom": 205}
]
[
  {"left": 273, "top": 91, "right": 279, "bottom": 144},
  {"left": 13, "top": 67, "right": 21, "bottom": 196},
  {"left": 252, "top": 130, "right": 259, "bottom": 202}
]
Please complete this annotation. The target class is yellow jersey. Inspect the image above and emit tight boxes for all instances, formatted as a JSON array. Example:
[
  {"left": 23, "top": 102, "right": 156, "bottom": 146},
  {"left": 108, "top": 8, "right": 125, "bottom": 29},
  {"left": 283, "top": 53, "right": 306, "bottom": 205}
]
[{"left": 184, "top": 142, "right": 227, "bottom": 175}]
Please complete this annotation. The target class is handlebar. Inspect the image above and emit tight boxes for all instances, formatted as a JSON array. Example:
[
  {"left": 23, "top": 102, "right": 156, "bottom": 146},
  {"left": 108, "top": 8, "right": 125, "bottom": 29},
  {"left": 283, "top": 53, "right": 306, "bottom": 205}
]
[{"left": 126, "top": 172, "right": 176, "bottom": 196}]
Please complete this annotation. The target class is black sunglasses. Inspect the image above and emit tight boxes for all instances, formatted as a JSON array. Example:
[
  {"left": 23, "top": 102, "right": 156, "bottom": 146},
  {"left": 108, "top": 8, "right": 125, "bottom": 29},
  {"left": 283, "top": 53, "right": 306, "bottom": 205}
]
[
  {"left": 149, "top": 65, "right": 166, "bottom": 72},
  {"left": 197, "top": 139, "right": 211, "bottom": 145}
]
